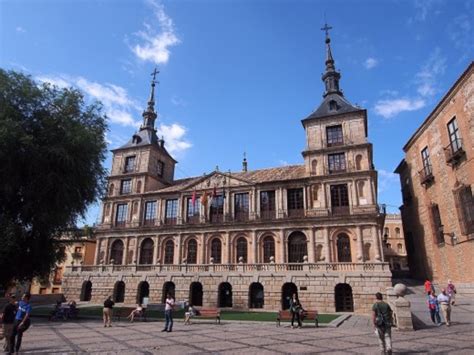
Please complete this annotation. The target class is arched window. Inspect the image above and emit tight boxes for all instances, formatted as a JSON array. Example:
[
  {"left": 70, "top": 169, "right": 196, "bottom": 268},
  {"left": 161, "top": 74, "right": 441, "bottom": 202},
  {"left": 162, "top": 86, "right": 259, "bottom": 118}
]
[
  {"left": 249, "top": 283, "right": 264, "bottom": 308},
  {"left": 236, "top": 237, "right": 247, "bottom": 263},
  {"left": 211, "top": 238, "right": 222, "bottom": 263},
  {"left": 218, "top": 282, "right": 232, "bottom": 308},
  {"left": 263, "top": 236, "right": 275, "bottom": 263},
  {"left": 336, "top": 233, "right": 352, "bottom": 262},
  {"left": 397, "top": 243, "right": 403, "bottom": 253},
  {"left": 109, "top": 183, "right": 115, "bottom": 196},
  {"left": 312, "top": 184, "right": 319, "bottom": 201},
  {"left": 395, "top": 227, "right": 401, "bottom": 238},
  {"left": 137, "top": 281, "right": 149, "bottom": 304},
  {"left": 187, "top": 239, "right": 198, "bottom": 264},
  {"left": 110, "top": 240, "right": 124, "bottom": 265},
  {"left": 139, "top": 238, "right": 154, "bottom": 265},
  {"left": 358, "top": 181, "right": 365, "bottom": 198},
  {"left": 162, "top": 281, "right": 175, "bottom": 303},
  {"left": 164, "top": 240, "right": 174, "bottom": 264},
  {"left": 281, "top": 282, "right": 298, "bottom": 310},
  {"left": 315, "top": 244, "right": 323, "bottom": 261},
  {"left": 355, "top": 155, "right": 363, "bottom": 171},
  {"left": 136, "top": 180, "right": 142, "bottom": 193},
  {"left": 288, "top": 232, "right": 307, "bottom": 263},
  {"left": 363, "top": 243, "right": 371, "bottom": 261},
  {"left": 189, "top": 282, "right": 203, "bottom": 306},
  {"left": 113, "top": 281, "right": 125, "bottom": 303},
  {"left": 384, "top": 227, "right": 390, "bottom": 238},
  {"left": 311, "top": 160, "right": 317, "bottom": 175},
  {"left": 80, "top": 281, "right": 92, "bottom": 302}
]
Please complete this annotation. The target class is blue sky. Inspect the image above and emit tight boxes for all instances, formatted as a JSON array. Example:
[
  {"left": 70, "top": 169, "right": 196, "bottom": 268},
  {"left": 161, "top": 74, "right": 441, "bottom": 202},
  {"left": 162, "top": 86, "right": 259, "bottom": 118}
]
[{"left": 1, "top": 0, "right": 472, "bottom": 225}]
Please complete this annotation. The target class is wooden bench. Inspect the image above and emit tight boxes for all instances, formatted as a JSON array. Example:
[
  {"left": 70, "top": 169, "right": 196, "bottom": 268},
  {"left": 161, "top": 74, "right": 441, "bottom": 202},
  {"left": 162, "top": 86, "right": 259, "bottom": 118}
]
[
  {"left": 276, "top": 310, "right": 319, "bottom": 327},
  {"left": 192, "top": 307, "right": 221, "bottom": 324},
  {"left": 113, "top": 307, "right": 136, "bottom": 321}
]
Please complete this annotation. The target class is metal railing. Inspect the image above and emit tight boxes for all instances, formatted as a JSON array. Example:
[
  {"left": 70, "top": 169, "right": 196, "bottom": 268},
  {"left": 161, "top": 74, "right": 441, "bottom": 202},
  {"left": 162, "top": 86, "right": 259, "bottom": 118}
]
[
  {"left": 418, "top": 165, "right": 434, "bottom": 185},
  {"left": 444, "top": 138, "right": 465, "bottom": 164}
]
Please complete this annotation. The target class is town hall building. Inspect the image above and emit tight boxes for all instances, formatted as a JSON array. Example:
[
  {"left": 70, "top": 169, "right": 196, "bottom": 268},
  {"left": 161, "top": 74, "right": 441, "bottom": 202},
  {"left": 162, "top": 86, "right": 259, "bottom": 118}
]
[{"left": 63, "top": 27, "right": 391, "bottom": 313}]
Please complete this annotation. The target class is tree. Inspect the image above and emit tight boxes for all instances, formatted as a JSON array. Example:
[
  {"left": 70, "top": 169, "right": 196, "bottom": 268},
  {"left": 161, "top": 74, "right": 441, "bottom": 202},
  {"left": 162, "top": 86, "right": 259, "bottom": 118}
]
[{"left": 0, "top": 69, "right": 108, "bottom": 291}]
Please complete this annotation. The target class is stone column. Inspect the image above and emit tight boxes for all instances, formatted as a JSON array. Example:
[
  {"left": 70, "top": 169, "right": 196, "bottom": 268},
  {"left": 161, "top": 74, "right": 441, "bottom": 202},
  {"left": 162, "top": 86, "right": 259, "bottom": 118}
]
[
  {"left": 124, "top": 237, "right": 130, "bottom": 264},
  {"left": 225, "top": 232, "right": 231, "bottom": 264},
  {"left": 308, "top": 229, "right": 316, "bottom": 263},
  {"left": 104, "top": 238, "right": 110, "bottom": 264},
  {"left": 372, "top": 225, "right": 382, "bottom": 261},
  {"left": 94, "top": 239, "right": 101, "bottom": 265},
  {"left": 176, "top": 234, "right": 182, "bottom": 265},
  {"left": 324, "top": 227, "right": 331, "bottom": 262},
  {"left": 153, "top": 236, "right": 159, "bottom": 264},
  {"left": 252, "top": 231, "right": 258, "bottom": 263},
  {"left": 200, "top": 234, "right": 207, "bottom": 264},
  {"left": 280, "top": 229, "right": 286, "bottom": 263},
  {"left": 356, "top": 226, "right": 364, "bottom": 262}
]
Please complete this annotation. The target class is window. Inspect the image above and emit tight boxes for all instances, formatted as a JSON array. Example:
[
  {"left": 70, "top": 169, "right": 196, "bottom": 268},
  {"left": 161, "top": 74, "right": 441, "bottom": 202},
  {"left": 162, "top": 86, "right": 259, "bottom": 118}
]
[
  {"left": 421, "top": 147, "right": 432, "bottom": 174},
  {"left": 165, "top": 199, "right": 178, "bottom": 225},
  {"left": 74, "top": 247, "right": 82, "bottom": 253},
  {"left": 384, "top": 227, "right": 390, "bottom": 238},
  {"left": 156, "top": 160, "right": 164, "bottom": 177},
  {"left": 164, "top": 240, "right": 174, "bottom": 264},
  {"left": 210, "top": 195, "right": 224, "bottom": 223},
  {"left": 53, "top": 267, "right": 63, "bottom": 284},
  {"left": 336, "top": 234, "right": 352, "bottom": 262},
  {"left": 455, "top": 186, "right": 474, "bottom": 235},
  {"left": 430, "top": 203, "right": 444, "bottom": 244},
  {"left": 187, "top": 239, "right": 198, "bottom": 264},
  {"left": 211, "top": 239, "right": 222, "bottom": 263},
  {"left": 329, "top": 100, "right": 338, "bottom": 111},
  {"left": 395, "top": 227, "right": 401, "bottom": 238},
  {"left": 144, "top": 201, "right": 157, "bottom": 225},
  {"left": 110, "top": 239, "right": 124, "bottom": 264},
  {"left": 328, "top": 153, "right": 346, "bottom": 173},
  {"left": 234, "top": 193, "right": 249, "bottom": 221},
  {"left": 263, "top": 236, "right": 275, "bottom": 263},
  {"left": 139, "top": 238, "right": 154, "bottom": 265},
  {"left": 311, "top": 159, "right": 317, "bottom": 175},
  {"left": 287, "top": 188, "right": 304, "bottom": 217},
  {"left": 120, "top": 179, "right": 132, "bottom": 194},
  {"left": 330, "top": 184, "right": 349, "bottom": 215},
  {"left": 326, "top": 125, "right": 343, "bottom": 147},
  {"left": 260, "top": 191, "right": 276, "bottom": 219},
  {"left": 187, "top": 197, "right": 201, "bottom": 223},
  {"left": 124, "top": 156, "right": 136, "bottom": 173},
  {"left": 355, "top": 154, "right": 363, "bottom": 170},
  {"left": 236, "top": 237, "right": 248, "bottom": 262},
  {"left": 288, "top": 232, "right": 307, "bottom": 263},
  {"left": 115, "top": 204, "right": 128, "bottom": 227},
  {"left": 397, "top": 243, "right": 403, "bottom": 253},
  {"left": 447, "top": 117, "right": 462, "bottom": 153}
]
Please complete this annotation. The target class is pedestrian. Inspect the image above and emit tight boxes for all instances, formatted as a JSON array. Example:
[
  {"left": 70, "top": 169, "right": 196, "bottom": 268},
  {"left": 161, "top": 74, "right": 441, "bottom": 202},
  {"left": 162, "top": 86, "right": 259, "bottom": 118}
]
[
  {"left": 437, "top": 288, "right": 452, "bottom": 326},
  {"left": 289, "top": 293, "right": 303, "bottom": 329},
  {"left": 103, "top": 296, "right": 115, "bottom": 327},
  {"left": 184, "top": 303, "right": 197, "bottom": 325},
  {"left": 10, "top": 292, "right": 32, "bottom": 354},
  {"left": 447, "top": 280, "right": 457, "bottom": 306},
  {"left": 372, "top": 292, "right": 393, "bottom": 355},
  {"left": 1, "top": 293, "right": 17, "bottom": 353},
  {"left": 162, "top": 293, "right": 175, "bottom": 332},
  {"left": 424, "top": 279, "right": 433, "bottom": 295},
  {"left": 127, "top": 304, "right": 143, "bottom": 323},
  {"left": 427, "top": 290, "right": 441, "bottom": 325}
]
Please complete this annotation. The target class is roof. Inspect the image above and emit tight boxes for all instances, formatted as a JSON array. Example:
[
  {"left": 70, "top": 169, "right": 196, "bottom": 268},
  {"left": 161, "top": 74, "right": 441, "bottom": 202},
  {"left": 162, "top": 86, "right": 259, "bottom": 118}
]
[
  {"left": 402, "top": 61, "right": 474, "bottom": 152},
  {"left": 155, "top": 165, "right": 307, "bottom": 193},
  {"left": 301, "top": 93, "right": 363, "bottom": 124}
]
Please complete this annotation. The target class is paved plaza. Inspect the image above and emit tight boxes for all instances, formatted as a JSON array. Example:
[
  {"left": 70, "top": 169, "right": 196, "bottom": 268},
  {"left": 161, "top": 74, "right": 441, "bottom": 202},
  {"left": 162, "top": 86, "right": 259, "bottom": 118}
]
[{"left": 14, "top": 286, "right": 474, "bottom": 354}]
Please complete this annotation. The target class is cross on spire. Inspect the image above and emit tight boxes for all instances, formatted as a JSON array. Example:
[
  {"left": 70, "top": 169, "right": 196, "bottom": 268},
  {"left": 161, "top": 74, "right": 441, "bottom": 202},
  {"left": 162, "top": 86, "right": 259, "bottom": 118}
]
[
  {"left": 151, "top": 67, "right": 159, "bottom": 82},
  {"left": 321, "top": 23, "right": 332, "bottom": 39}
]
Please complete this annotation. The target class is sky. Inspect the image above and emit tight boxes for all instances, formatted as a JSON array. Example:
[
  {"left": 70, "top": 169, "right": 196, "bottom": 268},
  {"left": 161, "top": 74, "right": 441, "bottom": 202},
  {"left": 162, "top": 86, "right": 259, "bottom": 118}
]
[{"left": 1, "top": 0, "right": 472, "bottom": 226}]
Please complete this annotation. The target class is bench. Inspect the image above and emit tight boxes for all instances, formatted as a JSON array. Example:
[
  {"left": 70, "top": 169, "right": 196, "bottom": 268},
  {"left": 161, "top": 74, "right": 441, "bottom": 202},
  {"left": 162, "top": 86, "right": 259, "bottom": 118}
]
[
  {"left": 276, "top": 310, "right": 319, "bottom": 327},
  {"left": 113, "top": 307, "right": 136, "bottom": 321},
  {"left": 191, "top": 307, "right": 221, "bottom": 324}
]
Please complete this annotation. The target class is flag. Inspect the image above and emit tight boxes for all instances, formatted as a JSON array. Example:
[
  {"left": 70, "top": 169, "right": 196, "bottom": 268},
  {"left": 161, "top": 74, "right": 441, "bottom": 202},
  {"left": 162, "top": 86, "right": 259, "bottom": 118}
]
[
  {"left": 212, "top": 186, "right": 217, "bottom": 198},
  {"left": 222, "top": 186, "right": 226, "bottom": 199},
  {"left": 201, "top": 190, "right": 208, "bottom": 207},
  {"left": 191, "top": 190, "right": 196, "bottom": 207}
]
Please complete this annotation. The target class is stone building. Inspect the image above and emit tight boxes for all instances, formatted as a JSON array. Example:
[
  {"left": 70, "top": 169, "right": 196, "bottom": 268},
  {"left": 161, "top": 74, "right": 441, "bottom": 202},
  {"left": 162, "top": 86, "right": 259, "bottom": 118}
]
[
  {"left": 382, "top": 214, "right": 408, "bottom": 273},
  {"left": 395, "top": 62, "right": 474, "bottom": 293},
  {"left": 63, "top": 28, "right": 391, "bottom": 313}
]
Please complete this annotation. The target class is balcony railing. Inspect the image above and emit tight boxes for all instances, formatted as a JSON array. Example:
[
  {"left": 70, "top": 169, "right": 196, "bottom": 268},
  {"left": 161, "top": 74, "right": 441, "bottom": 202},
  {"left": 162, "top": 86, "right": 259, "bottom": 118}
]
[
  {"left": 234, "top": 211, "right": 249, "bottom": 222},
  {"left": 259, "top": 210, "right": 276, "bottom": 220},
  {"left": 444, "top": 138, "right": 465, "bottom": 165},
  {"left": 164, "top": 217, "right": 177, "bottom": 226},
  {"left": 65, "top": 262, "right": 390, "bottom": 275},
  {"left": 71, "top": 252, "right": 83, "bottom": 259},
  {"left": 143, "top": 219, "right": 156, "bottom": 226},
  {"left": 418, "top": 165, "right": 434, "bottom": 186},
  {"left": 210, "top": 213, "right": 224, "bottom": 223},
  {"left": 332, "top": 206, "right": 350, "bottom": 215},
  {"left": 288, "top": 208, "right": 305, "bottom": 218},
  {"left": 186, "top": 215, "right": 200, "bottom": 224}
]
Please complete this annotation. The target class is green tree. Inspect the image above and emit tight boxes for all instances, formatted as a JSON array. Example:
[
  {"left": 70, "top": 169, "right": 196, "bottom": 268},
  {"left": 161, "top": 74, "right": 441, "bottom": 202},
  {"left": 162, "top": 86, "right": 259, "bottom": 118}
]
[{"left": 0, "top": 69, "right": 108, "bottom": 291}]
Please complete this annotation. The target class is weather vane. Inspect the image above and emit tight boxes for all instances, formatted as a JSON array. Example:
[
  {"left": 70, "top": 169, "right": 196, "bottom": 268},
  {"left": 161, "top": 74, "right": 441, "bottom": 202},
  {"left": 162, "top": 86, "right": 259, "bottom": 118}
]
[
  {"left": 151, "top": 68, "right": 159, "bottom": 83},
  {"left": 321, "top": 23, "right": 332, "bottom": 38}
]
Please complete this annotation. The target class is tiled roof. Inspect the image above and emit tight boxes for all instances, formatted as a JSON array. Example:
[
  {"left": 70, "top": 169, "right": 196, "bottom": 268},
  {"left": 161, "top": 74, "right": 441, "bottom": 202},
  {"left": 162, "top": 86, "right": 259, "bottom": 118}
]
[{"left": 156, "top": 165, "right": 306, "bottom": 193}]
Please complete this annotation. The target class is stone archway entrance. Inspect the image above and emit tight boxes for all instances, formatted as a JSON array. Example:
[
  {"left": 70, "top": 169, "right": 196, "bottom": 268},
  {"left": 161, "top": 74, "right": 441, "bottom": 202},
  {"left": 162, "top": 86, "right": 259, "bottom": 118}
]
[
  {"left": 137, "top": 281, "right": 150, "bottom": 304},
  {"left": 189, "top": 282, "right": 203, "bottom": 306},
  {"left": 281, "top": 282, "right": 298, "bottom": 310},
  {"left": 113, "top": 281, "right": 125, "bottom": 303},
  {"left": 218, "top": 282, "right": 232, "bottom": 308},
  {"left": 80, "top": 281, "right": 92, "bottom": 302},
  {"left": 162, "top": 281, "right": 175, "bottom": 303},
  {"left": 335, "top": 283, "right": 354, "bottom": 312},
  {"left": 249, "top": 283, "right": 264, "bottom": 309}
]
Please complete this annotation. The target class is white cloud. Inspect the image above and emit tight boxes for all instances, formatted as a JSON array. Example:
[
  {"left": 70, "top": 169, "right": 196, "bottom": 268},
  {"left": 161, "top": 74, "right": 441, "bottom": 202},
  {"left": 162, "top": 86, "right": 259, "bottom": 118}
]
[
  {"left": 157, "top": 123, "right": 192, "bottom": 154},
  {"left": 373, "top": 98, "right": 426, "bottom": 119},
  {"left": 16, "top": 26, "right": 26, "bottom": 33},
  {"left": 378, "top": 169, "right": 399, "bottom": 193},
  {"left": 171, "top": 95, "right": 187, "bottom": 107},
  {"left": 409, "top": 0, "right": 442, "bottom": 23},
  {"left": 415, "top": 47, "right": 446, "bottom": 98},
  {"left": 278, "top": 160, "right": 289, "bottom": 166},
  {"left": 364, "top": 57, "right": 378, "bottom": 69},
  {"left": 447, "top": 13, "right": 473, "bottom": 61},
  {"left": 131, "top": 0, "right": 181, "bottom": 65}
]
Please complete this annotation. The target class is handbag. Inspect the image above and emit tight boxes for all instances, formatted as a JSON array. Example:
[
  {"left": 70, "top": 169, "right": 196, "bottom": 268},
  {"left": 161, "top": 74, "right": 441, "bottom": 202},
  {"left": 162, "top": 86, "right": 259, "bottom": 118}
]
[{"left": 375, "top": 304, "right": 385, "bottom": 328}]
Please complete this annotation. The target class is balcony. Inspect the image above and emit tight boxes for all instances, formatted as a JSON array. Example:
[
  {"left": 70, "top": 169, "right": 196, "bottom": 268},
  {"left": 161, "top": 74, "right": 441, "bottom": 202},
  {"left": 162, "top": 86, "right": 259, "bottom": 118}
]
[
  {"left": 143, "top": 219, "right": 156, "bottom": 227},
  {"left": 444, "top": 138, "right": 465, "bottom": 165},
  {"left": 260, "top": 210, "right": 276, "bottom": 220},
  {"left": 288, "top": 208, "right": 305, "bottom": 218},
  {"left": 234, "top": 211, "right": 249, "bottom": 222},
  {"left": 210, "top": 213, "right": 224, "bottom": 223},
  {"left": 71, "top": 252, "right": 83, "bottom": 259},
  {"left": 186, "top": 215, "right": 200, "bottom": 224},
  {"left": 419, "top": 165, "right": 434, "bottom": 186},
  {"left": 332, "top": 206, "right": 350, "bottom": 215},
  {"left": 164, "top": 217, "right": 177, "bottom": 226}
]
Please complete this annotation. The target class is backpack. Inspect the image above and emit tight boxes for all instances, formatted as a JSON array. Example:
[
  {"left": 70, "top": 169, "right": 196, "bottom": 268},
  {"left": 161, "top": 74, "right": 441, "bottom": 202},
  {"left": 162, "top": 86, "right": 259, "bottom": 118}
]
[{"left": 375, "top": 303, "right": 391, "bottom": 328}]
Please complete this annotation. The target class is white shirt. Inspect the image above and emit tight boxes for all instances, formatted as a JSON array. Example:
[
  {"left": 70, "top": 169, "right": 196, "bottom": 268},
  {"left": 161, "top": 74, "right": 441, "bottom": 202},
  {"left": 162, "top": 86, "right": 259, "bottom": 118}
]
[
  {"left": 437, "top": 293, "right": 450, "bottom": 304},
  {"left": 165, "top": 298, "right": 175, "bottom": 311}
]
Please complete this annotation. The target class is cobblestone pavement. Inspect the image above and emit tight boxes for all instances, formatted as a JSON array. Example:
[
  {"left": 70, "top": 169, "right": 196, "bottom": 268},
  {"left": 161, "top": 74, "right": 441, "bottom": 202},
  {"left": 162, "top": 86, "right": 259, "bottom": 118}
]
[{"left": 13, "top": 286, "right": 474, "bottom": 354}]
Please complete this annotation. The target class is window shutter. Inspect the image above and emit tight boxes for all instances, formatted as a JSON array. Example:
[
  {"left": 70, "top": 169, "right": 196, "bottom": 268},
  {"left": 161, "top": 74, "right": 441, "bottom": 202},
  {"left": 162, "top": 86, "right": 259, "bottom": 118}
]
[
  {"left": 457, "top": 186, "right": 474, "bottom": 235},
  {"left": 430, "top": 203, "right": 444, "bottom": 244}
]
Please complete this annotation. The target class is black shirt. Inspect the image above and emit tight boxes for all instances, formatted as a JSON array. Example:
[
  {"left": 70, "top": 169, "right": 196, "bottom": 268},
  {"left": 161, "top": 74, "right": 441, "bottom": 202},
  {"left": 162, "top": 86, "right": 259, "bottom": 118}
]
[
  {"left": 104, "top": 299, "right": 115, "bottom": 309},
  {"left": 2, "top": 303, "right": 17, "bottom": 324}
]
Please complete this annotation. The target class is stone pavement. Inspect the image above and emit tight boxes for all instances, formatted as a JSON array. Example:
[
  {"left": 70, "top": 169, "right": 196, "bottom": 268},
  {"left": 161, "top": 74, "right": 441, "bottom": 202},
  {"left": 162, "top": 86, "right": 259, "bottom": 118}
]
[{"left": 12, "top": 285, "right": 474, "bottom": 354}]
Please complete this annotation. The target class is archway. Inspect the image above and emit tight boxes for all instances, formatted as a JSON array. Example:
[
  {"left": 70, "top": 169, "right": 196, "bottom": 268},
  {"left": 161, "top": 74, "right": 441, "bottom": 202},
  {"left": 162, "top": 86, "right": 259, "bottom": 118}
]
[
  {"left": 281, "top": 282, "right": 298, "bottom": 310},
  {"left": 110, "top": 239, "right": 124, "bottom": 265},
  {"left": 236, "top": 237, "right": 248, "bottom": 263},
  {"left": 162, "top": 281, "right": 175, "bottom": 303},
  {"left": 337, "top": 233, "right": 352, "bottom": 262},
  {"left": 80, "top": 281, "right": 92, "bottom": 302},
  {"left": 288, "top": 232, "right": 307, "bottom": 263},
  {"left": 139, "top": 238, "right": 154, "bottom": 265},
  {"left": 249, "top": 283, "right": 264, "bottom": 309},
  {"left": 335, "top": 283, "right": 354, "bottom": 312},
  {"left": 137, "top": 281, "right": 150, "bottom": 305},
  {"left": 113, "top": 281, "right": 125, "bottom": 303},
  {"left": 218, "top": 282, "right": 232, "bottom": 308},
  {"left": 189, "top": 282, "right": 203, "bottom": 306}
]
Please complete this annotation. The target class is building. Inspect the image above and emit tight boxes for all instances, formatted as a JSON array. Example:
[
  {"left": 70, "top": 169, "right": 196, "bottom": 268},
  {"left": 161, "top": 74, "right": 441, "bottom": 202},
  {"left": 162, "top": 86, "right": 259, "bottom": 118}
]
[
  {"left": 63, "top": 28, "right": 391, "bottom": 313},
  {"left": 395, "top": 62, "right": 474, "bottom": 292},
  {"left": 29, "top": 229, "right": 96, "bottom": 295},
  {"left": 382, "top": 214, "right": 408, "bottom": 274}
]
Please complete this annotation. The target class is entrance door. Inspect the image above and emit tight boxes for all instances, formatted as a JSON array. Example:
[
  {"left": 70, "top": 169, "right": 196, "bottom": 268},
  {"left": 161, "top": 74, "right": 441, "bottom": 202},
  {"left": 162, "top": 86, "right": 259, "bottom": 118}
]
[
  {"left": 162, "top": 282, "right": 175, "bottom": 303},
  {"left": 113, "top": 281, "right": 125, "bottom": 303},
  {"left": 137, "top": 281, "right": 150, "bottom": 304},
  {"left": 81, "top": 281, "right": 92, "bottom": 302},
  {"left": 218, "top": 282, "right": 232, "bottom": 308},
  {"left": 189, "top": 282, "right": 203, "bottom": 306},
  {"left": 281, "top": 283, "right": 298, "bottom": 310},
  {"left": 249, "top": 283, "right": 264, "bottom": 309},
  {"left": 335, "top": 283, "right": 354, "bottom": 312}
]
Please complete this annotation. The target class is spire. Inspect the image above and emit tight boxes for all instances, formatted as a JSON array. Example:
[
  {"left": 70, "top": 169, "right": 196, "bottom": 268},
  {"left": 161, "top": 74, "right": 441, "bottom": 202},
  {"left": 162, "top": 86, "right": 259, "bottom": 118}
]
[
  {"left": 320, "top": 23, "right": 342, "bottom": 98},
  {"left": 141, "top": 68, "right": 159, "bottom": 130},
  {"left": 242, "top": 152, "right": 248, "bottom": 172}
]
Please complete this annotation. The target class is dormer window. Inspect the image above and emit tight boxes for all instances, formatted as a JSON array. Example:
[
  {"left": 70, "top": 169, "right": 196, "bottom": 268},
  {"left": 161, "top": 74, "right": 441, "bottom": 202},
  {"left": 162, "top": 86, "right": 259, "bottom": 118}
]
[
  {"left": 132, "top": 134, "right": 141, "bottom": 144},
  {"left": 329, "top": 100, "right": 339, "bottom": 111},
  {"left": 124, "top": 156, "right": 136, "bottom": 173},
  {"left": 156, "top": 160, "right": 164, "bottom": 177}
]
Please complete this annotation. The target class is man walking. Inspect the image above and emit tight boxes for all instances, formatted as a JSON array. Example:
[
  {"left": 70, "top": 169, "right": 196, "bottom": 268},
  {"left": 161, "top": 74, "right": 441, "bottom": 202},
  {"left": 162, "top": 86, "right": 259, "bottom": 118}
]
[
  {"left": 372, "top": 292, "right": 393, "bottom": 355},
  {"left": 1, "top": 294, "right": 17, "bottom": 352},
  {"left": 437, "top": 288, "right": 452, "bottom": 326},
  {"left": 10, "top": 292, "right": 32, "bottom": 354},
  {"left": 103, "top": 296, "right": 115, "bottom": 327},
  {"left": 162, "top": 293, "right": 175, "bottom": 332}
]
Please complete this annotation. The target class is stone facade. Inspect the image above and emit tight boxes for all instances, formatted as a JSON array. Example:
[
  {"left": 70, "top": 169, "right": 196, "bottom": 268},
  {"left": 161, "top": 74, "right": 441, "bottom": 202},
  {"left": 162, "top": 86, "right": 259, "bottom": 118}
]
[
  {"left": 382, "top": 214, "right": 409, "bottom": 272},
  {"left": 63, "top": 31, "right": 392, "bottom": 313},
  {"left": 395, "top": 62, "right": 474, "bottom": 293}
]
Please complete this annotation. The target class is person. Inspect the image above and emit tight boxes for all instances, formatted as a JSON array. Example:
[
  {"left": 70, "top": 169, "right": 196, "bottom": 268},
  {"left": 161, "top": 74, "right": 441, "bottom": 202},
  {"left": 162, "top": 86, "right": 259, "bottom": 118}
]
[
  {"left": 184, "top": 304, "right": 197, "bottom": 325},
  {"left": 103, "top": 296, "right": 115, "bottom": 327},
  {"left": 289, "top": 293, "right": 302, "bottom": 329},
  {"left": 424, "top": 279, "right": 433, "bottom": 295},
  {"left": 427, "top": 290, "right": 441, "bottom": 325},
  {"left": 68, "top": 300, "right": 78, "bottom": 319},
  {"left": 1, "top": 293, "right": 17, "bottom": 353},
  {"left": 437, "top": 288, "right": 451, "bottom": 326},
  {"left": 127, "top": 304, "right": 143, "bottom": 323},
  {"left": 162, "top": 293, "right": 175, "bottom": 332},
  {"left": 10, "top": 292, "right": 32, "bottom": 354},
  {"left": 372, "top": 292, "right": 393, "bottom": 355},
  {"left": 447, "top": 280, "right": 457, "bottom": 305}
]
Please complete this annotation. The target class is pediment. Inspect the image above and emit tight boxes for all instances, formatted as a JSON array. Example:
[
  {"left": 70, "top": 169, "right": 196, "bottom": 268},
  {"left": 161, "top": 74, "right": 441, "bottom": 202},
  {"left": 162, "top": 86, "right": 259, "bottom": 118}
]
[{"left": 182, "top": 171, "right": 253, "bottom": 192}]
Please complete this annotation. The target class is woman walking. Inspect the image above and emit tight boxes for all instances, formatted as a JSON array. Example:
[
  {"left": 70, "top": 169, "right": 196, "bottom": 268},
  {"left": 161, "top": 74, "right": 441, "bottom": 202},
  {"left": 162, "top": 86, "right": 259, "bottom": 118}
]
[
  {"left": 289, "top": 293, "right": 303, "bottom": 329},
  {"left": 162, "top": 293, "right": 175, "bottom": 332},
  {"left": 427, "top": 290, "right": 441, "bottom": 325},
  {"left": 103, "top": 296, "right": 115, "bottom": 327}
]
